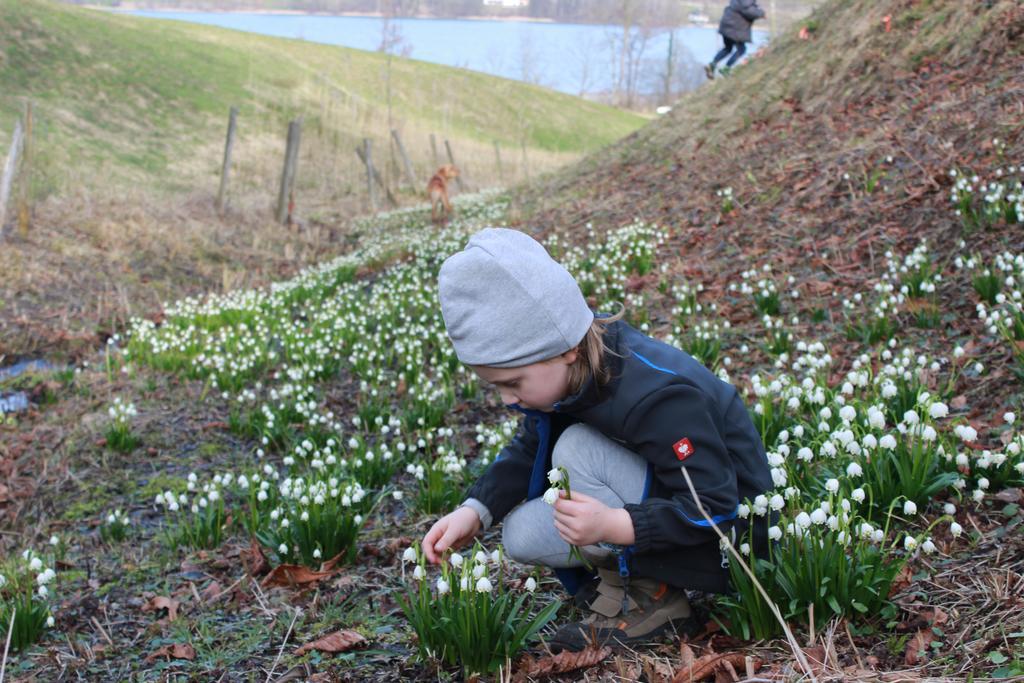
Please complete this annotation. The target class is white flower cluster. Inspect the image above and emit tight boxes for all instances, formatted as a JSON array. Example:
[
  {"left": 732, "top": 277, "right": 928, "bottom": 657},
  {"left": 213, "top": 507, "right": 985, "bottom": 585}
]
[{"left": 107, "top": 397, "right": 137, "bottom": 425}]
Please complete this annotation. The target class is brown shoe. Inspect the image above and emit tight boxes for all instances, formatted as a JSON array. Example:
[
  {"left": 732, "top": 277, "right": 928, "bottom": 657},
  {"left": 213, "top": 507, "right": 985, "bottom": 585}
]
[{"left": 549, "top": 568, "right": 700, "bottom": 652}]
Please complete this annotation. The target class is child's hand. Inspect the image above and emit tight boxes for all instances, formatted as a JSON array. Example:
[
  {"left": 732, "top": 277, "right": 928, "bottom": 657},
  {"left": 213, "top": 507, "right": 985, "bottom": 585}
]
[
  {"left": 553, "top": 491, "right": 635, "bottom": 547},
  {"left": 422, "top": 506, "right": 482, "bottom": 564}
]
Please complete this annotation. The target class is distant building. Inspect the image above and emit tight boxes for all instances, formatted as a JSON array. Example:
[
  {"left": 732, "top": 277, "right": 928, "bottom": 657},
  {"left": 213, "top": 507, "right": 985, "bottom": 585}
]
[
  {"left": 483, "top": 0, "right": 529, "bottom": 7},
  {"left": 688, "top": 11, "right": 711, "bottom": 25}
]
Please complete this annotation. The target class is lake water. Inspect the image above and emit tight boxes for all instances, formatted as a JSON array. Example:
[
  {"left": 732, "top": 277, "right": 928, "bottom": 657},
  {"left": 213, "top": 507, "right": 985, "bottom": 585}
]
[{"left": 127, "top": 11, "right": 768, "bottom": 97}]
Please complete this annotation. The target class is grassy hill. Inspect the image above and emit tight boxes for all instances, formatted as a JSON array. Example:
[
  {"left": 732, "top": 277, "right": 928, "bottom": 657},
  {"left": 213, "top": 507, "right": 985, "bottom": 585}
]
[
  {"left": 0, "top": 0, "right": 642, "bottom": 361},
  {"left": 0, "top": 0, "right": 643, "bottom": 197}
]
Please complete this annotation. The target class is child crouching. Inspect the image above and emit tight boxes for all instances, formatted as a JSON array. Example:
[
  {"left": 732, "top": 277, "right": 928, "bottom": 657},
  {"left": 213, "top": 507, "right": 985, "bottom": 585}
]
[{"left": 421, "top": 228, "right": 773, "bottom": 651}]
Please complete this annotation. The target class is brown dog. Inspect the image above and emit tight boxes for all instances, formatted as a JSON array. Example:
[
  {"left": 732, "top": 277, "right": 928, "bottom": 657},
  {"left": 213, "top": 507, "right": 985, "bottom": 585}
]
[{"left": 427, "top": 164, "right": 459, "bottom": 222}]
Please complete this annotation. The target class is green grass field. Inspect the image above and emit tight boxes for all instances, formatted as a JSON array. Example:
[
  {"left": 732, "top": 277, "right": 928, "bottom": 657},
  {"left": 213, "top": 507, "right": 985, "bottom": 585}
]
[{"left": 0, "top": 0, "right": 644, "bottom": 196}]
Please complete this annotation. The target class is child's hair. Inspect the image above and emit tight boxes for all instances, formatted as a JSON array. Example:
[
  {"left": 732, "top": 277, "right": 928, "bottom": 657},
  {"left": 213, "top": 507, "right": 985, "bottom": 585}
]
[{"left": 565, "top": 307, "right": 625, "bottom": 395}]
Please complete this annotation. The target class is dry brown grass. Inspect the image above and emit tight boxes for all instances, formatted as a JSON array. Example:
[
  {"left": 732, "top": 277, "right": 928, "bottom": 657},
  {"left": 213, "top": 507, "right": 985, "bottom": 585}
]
[{"left": 0, "top": 185, "right": 362, "bottom": 362}]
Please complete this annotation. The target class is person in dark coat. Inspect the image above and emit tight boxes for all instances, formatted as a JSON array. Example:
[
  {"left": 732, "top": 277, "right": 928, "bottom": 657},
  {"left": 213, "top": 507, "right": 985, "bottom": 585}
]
[
  {"left": 421, "top": 228, "right": 774, "bottom": 652},
  {"left": 706, "top": 0, "right": 766, "bottom": 79}
]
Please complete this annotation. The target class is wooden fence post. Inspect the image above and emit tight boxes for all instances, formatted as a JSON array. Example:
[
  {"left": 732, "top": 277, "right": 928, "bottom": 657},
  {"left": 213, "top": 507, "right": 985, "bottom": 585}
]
[
  {"left": 520, "top": 138, "right": 530, "bottom": 182},
  {"left": 429, "top": 133, "right": 439, "bottom": 168},
  {"left": 276, "top": 118, "right": 302, "bottom": 225},
  {"left": 391, "top": 129, "right": 417, "bottom": 190},
  {"left": 444, "top": 139, "right": 466, "bottom": 193},
  {"left": 361, "top": 137, "right": 377, "bottom": 212},
  {"left": 0, "top": 118, "right": 24, "bottom": 238},
  {"left": 216, "top": 106, "right": 238, "bottom": 214},
  {"left": 356, "top": 140, "right": 398, "bottom": 209},
  {"left": 16, "top": 101, "right": 32, "bottom": 236},
  {"left": 493, "top": 140, "right": 504, "bottom": 185}
]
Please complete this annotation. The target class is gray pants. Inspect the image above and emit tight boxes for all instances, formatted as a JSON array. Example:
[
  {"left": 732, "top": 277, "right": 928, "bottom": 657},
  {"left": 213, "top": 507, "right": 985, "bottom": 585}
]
[{"left": 502, "top": 424, "right": 649, "bottom": 568}]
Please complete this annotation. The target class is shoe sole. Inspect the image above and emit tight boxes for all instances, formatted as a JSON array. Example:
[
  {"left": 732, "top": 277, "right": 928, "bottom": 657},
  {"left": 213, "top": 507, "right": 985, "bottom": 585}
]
[{"left": 548, "top": 614, "right": 703, "bottom": 654}]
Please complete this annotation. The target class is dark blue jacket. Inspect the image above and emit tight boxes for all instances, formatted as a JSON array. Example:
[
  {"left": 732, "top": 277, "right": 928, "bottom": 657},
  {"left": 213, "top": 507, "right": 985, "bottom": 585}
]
[
  {"left": 719, "top": 0, "right": 765, "bottom": 43},
  {"left": 465, "top": 320, "right": 772, "bottom": 593}
]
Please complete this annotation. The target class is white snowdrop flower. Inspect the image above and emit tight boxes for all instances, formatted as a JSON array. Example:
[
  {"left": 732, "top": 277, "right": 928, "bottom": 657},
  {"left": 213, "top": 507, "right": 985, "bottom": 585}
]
[
  {"left": 474, "top": 550, "right": 488, "bottom": 565},
  {"left": 46, "top": 615, "right": 55, "bottom": 628},
  {"left": 879, "top": 435, "right": 898, "bottom": 450},
  {"left": 974, "top": 362, "right": 984, "bottom": 374},
  {"left": 872, "top": 529, "right": 885, "bottom": 544},
  {"left": 929, "top": 402, "right": 949, "bottom": 419},
  {"left": 278, "top": 543, "right": 288, "bottom": 555},
  {"left": 904, "top": 536, "right": 918, "bottom": 551},
  {"left": 839, "top": 406, "right": 856, "bottom": 422},
  {"left": 768, "top": 526, "right": 782, "bottom": 541},
  {"left": 797, "top": 447, "right": 814, "bottom": 461},
  {"left": 737, "top": 503, "right": 750, "bottom": 519},
  {"left": 49, "top": 535, "right": 59, "bottom": 546},
  {"left": 972, "top": 488, "right": 986, "bottom": 502},
  {"left": 525, "top": 577, "right": 537, "bottom": 592},
  {"left": 882, "top": 383, "right": 898, "bottom": 399},
  {"left": 740, "top": 543, "right": 750, "bottom": 555},
  {"left": 903, "top": 410, "right": 920, "bottom": 426},
  {"left": 903, "top": 500, "right": 918, "bottom": 516},
  {"left": 450, "top": 552, "right": 464, "bottom": 568},
  {"left": 392, "top": 490, "right": 404, "bottom": 501},
  {"left": 436, "top": 577, "right": 450, "bottom": 595},
  {"left": 354, "top": 514, "right": 363, "bottom": 525},
  {"left": 402, "top": 547, "right": 417, "bottom": 564},
  {"left": 472, "top": 564, "right": 486, "bottom": 579},
  {"left": 956, "top": 424, "right": 978, "bottom": 442},
  {"left": 313, "top": 548, "right": 322, "bottom": 560},
  {"left": 542, "top": 487, "right": 559, "bottom": 505},
  {"left": 955, "top": 452, "right": 969, "bottom": 467},
  {"left": 840, "top": 499, "right": 851, "bottom": 512},
  {"left": 770, "top": 494, "right": 785, "bottom": 511},
  {"left": 475, "top": 576, "right": 493, "bottom": 593},
  {"left": 795, "top": 511, "right": 812, "bottom": 529},
  {"left": 950, "top": 521, "right": 963, "bottom": 537},
  {"left": 921, "top": 538, "right": 936, "bottom": 554},
  {"left": 819, "top": 407, "right": 833, "bottom": 420},
  {"left": 943, "top": 503, "right": 956, "bottom": 515},
  {"left": 851, "top": 488, "right": 866, "bottom": 503},
  {"left": 846, "top": 462, "right": 863, "bottom": 477},
  {"left": 1004, "top": 411, "right": 1016, "bottom": 424},
  {"left": 921, "top": 425, "right": 937, "bottom": 441},
  {"left": 978, "top": 477, "right": 990, "bottom": 490},
  {"left": 459, "top": 577, "right": 469, "bottom": 591},
  {"left": 29, "top": 557, "right": 42, "bottom": 572},
  {"left": 810, "top": 509, "right": 827, "bottom": 525},
  {"left": 413, "top": 565, "right": 426, "bottom": 581},
  {"left": 37, "top": 585, "right": 48, "bottom": 598},
  {"left": 793, "top": 425, "right": 805, "bottom": 438},
  {"left": 825, "top": 478, "right": 840, "bottom": 494},
  {"left": 547, "top": 468, "right": 563, "bottom": 484}
]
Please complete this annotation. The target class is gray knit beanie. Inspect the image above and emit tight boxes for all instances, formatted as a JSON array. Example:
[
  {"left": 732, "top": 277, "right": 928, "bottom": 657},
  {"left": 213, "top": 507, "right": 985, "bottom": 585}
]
[{"left": 438, "top": 228, "right": 594, "bottom": 368}]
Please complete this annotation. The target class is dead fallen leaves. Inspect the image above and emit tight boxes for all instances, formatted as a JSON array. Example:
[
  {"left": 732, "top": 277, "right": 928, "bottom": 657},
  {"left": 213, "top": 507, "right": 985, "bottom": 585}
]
[
  {"left": 513, "top": 645, "right": 612, "bottom": 680},
  {"left": 904, "top": 606, "right": 948, "bottom": 665},
  {"left": 294, "top": 629, "right": 367, "bottom": 656},
  {"left": 141, "top": 595, "right": 180, "bottom": 621},
  {"left": 260, "top": 551, "right": 347, "bottom": 588},
  {"left": 671, "top": 642, "right": 761, "bottom": 682},
  {"left": 144, "top": 643, "right": 195, "bottom": 663},
  {"left": 241, "top": 538, "right": 270, "bottom": 577}
]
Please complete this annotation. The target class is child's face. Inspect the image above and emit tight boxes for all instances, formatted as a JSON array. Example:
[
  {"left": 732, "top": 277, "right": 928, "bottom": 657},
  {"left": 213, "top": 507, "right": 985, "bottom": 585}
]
[{"left": 471, "top": 350, "right": 577, "bottom": 412}]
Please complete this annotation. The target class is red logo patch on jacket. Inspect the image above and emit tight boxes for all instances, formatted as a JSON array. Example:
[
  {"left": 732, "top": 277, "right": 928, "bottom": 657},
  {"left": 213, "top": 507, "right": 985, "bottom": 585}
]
[{"left": 673, "top": 437, "right": 695, "bottom": 461}]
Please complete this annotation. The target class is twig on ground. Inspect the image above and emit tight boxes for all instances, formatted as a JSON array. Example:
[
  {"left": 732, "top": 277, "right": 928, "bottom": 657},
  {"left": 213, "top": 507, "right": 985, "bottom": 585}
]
[
  {"left": 265, "top": 607, "right": 301, "bottom": 682},
  {"left": 0, "top": 607, "right": 15, "bottom": 683}
]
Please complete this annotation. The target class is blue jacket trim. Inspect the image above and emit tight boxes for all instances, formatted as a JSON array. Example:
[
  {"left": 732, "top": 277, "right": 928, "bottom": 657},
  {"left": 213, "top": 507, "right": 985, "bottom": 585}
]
[
  {"left": 674, "top": 505, "right": 740, "bottom": 527},
  {"left": 632, "top": 351, "right": 678, "bottom": 376}
]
